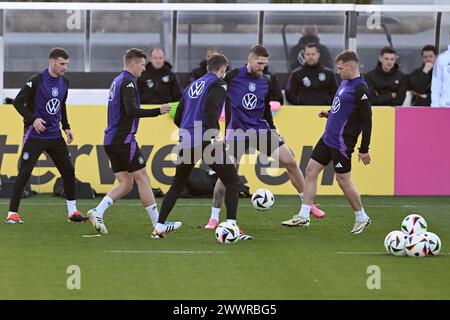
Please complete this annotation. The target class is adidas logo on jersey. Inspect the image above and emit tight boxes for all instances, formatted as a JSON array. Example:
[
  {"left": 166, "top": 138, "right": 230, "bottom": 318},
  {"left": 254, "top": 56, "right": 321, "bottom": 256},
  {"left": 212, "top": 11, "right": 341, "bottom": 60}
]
[
  {"left": 127, "top": 82, "right": 134, "bottom": 88},
  {"left": 335, "top": 163, "right": 343, "bottom": 168},
  {"left": 361, "top": 94, "right": 368, "bottom": 100},
  {"left": 26, "top": 82, "right": 32, "bottom": 88}
]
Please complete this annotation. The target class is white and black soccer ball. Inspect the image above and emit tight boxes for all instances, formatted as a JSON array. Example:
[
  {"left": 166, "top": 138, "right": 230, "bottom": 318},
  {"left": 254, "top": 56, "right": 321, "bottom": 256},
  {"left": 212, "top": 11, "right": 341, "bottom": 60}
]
[
  {"left": 405, "top": 234, "right": 430, "bottom": 257},
  {"left": 401, "top": 214, "right": 427, "bottom": 235},
  {"left": 384, "top": 230, "right": 408, "bottom": 256},
  {"left": 251, "top": 188, "right": 274, "bottom": 211},
  {"left": 423, "top": 232, "right": 442, "bottom": 256},
  {"left": 215, "top": 221, "right": 239, "bottom": 244}
]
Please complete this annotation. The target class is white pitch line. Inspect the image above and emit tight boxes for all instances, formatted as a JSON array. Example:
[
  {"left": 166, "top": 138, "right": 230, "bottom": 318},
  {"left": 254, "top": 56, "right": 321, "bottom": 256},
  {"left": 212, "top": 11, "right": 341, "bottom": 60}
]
[
  {"left": 337, "top": 251, "right": 450, "bottom": 255},
  {"left": 105, "top": 250, "right": 227, "bottom": 254},
  {"left": 337, "top": 252, "right": 387, "bottom": 255},
  {"left": 1, "top": 202, "right": 450, "bottom": 209}
]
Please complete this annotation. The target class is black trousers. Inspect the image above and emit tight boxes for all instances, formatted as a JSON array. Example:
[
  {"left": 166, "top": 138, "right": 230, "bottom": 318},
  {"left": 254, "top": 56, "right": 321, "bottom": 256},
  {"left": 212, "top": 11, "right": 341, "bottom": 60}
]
[
  {"left": 9, "top": 137, "right": 76, "bottom": 212},
  {"left": 158, "top": 142, "right": 240, "bottom": 223}
]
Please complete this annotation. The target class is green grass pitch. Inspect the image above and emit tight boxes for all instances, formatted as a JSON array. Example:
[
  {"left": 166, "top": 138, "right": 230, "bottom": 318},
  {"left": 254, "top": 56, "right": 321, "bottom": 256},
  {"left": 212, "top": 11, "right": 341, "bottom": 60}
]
[{"left": 0, "top": 194, "right": 449, "bottom": 299}]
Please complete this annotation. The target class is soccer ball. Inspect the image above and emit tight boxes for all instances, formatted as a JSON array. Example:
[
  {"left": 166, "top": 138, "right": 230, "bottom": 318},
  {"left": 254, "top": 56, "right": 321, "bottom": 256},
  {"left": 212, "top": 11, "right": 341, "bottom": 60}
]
[
  {"left": 251, "top": 188, "right": 275, "bottom": 211},
  {"left": 405, "top": 234, "right": 430, "bottom": 257},
  {"left": 384, "top": 230, "right": 408, "bottom": 256},
  {"left": 401, "top": 214, "right": 427, "bottom": 235},
  {"left": 423, "top": 232, "right": 442, "bottom": 256},
  {"left": 215, "top": 221, "right": 240, "bottom": 244}
]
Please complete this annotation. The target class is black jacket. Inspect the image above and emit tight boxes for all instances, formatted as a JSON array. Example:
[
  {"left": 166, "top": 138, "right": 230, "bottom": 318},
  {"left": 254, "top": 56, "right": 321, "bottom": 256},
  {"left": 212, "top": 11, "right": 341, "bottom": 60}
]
[
  {"left": 364, "top": 62, "right": 407, "bottom": 106},
  {"left": 285, "top": 63, "right": 337, "bottom": 106},
  {"left": 288, "top": 35, "right": 334, "bottom": 71},
  {"left": 138, "top": 61, "right": 183, "bottom": 104},
  {"left": 407, "top": 65, "right": 432, "bottom": 106},
  {"left": 263, "top": 67, "right": 284, "bottom": 105}
]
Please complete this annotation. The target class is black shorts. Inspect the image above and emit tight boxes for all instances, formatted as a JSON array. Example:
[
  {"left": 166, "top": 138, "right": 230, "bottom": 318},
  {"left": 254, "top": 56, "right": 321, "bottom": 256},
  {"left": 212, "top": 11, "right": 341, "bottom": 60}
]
[
  {"left": 227, "top": 130, "right": 285, "bottom": 162},
  {"left": 311, "top": 138, "right": 352, "bottom": 174},
  {"left": 19, "top": 136, "right": 74, "bottom": 176},
  {"left": 104, "top": 142, "right": 146, "bottom": 173}
]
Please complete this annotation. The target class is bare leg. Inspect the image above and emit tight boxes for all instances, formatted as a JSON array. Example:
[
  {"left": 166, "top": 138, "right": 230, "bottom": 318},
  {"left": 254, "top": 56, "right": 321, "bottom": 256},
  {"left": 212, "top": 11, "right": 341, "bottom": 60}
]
[
  {"left": 302, "top": 159, "right": 325, "bottom": 205},
  {"left": 212, "top": 178, "right": 226, "bottom": 209},
  {"left": 272, "top": 144, "right": 304, "bottom": 194},
  {"left": 106, "top": 171, "right": 134, "bottom": 201},
  {"left": 130, "top": 167, "right": 156, "bottom": 208},
  {"left": 335, "top": 172, "right": 363, "bottom": 211}
]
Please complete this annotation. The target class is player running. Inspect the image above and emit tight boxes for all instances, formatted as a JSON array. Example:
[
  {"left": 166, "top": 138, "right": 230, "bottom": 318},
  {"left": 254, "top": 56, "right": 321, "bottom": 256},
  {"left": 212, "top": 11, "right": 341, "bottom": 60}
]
[
  {"left": 151, "top": 54, "right": 242, "bottom": 239},
  {"left": 205, "top": 45, "right": 326, "bottom": 231},
  {"left": 6, "top": 48, "right": 88, "bottom": 224},
  {"left": 88, "top": 48, "right": 180, "bottom": 235},
  {"left": 282, "top": 50, "right": 372, "bottom": 234}
]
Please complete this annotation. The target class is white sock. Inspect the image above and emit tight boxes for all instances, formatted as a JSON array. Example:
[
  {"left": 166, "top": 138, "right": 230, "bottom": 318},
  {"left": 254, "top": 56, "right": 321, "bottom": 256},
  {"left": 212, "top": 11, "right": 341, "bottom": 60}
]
[
  {"left": 355, "top": 208, "right": 368, "bottom": 222},
  {"left": 211, "top": 207, "right": 221, "bottom": 221},
  {"left": 95, "top": 196, "right": 113, "bottom": 218},
  {"left": 146, "top": 204, "right": 159, "bottom": 227},
  {"left": 155, "top": 223, "right": 165, "bottom": 233},
  {"left": 226, "top": 219, "right": 237, "bottom": 225},
  {"left": 299, "top": 193, "right": 304, "bottom": 202},
  {"left": 67, "top": 200, "right": 77, "bottom": 215},
  {"left": 298, "top": 204, "right": 311, "bottom": 219}
]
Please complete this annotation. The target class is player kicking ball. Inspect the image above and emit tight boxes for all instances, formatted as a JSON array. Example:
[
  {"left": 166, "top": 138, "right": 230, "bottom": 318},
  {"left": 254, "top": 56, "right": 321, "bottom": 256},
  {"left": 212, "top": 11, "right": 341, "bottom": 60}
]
[
  {"left": 88, "top": 48, "right": 180, "bottom": 235},
  {"left": 205, "top": 45, "right": 326, "bottom": 233},
  {"left": 282, "top": 50, "right": 372, "bottom": 234},
  {"left": 6, "top": 48, "right": 88, "bottom": 224},
  {"left": 151, "top": 54, "right": 242, "bottom": 239}
]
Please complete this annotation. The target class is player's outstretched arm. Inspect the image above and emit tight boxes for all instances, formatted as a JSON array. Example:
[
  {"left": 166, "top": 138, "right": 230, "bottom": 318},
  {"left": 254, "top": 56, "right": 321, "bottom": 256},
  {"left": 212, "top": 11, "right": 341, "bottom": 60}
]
[{"left": 122, "top": 78, "right": 162, "bottom": 118}]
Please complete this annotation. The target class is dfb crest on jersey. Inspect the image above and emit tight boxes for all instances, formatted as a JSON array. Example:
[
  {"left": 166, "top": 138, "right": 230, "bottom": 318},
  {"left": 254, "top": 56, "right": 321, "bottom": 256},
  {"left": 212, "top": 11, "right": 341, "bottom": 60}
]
[
  {"left": 331, "top": 97, "right": 341, "bottom": 114},
  {"left": 46, "top": 98, "right": 61, "bottom": 115},
  {"left": 51, "top": 87, "right": 59, "bottom": 97},
  {"left": 242, "top": 93, "right": 258, "bottom": 110},
  {"left": 302, "top": 76, "right": 311, "bottom": 87},
  {"left": 162, "top": 76, "right": 170, "bottom": 83},
  {"left": 108, "top": 81, "right": 116, "bottom": 101},
  {"left": 188, "top": 81, "right": 205, "bottom": 99},
  {"left": 248, "top": 82, "right": 256, "bottom": 92},
  {"left": 23, "top": 152, "right": 29, "bottom": 160},
  {"left": 146, "top": 79, "right": 154, "bottom": 88},
  {"left": 338, "top": 87, "right": 345, "bottom": 96},
  {"left": 318, "top": 73, "right": 326, "bottom": 81},
  {"left": 138, "top": 156, "right": 145, "bottom": 165}
]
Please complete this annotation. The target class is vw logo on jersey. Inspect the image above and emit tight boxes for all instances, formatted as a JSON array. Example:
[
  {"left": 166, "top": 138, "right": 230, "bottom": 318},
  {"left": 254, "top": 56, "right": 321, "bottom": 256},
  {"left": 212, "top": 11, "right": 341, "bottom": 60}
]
[
  {"left": 46, "top": 98, "right": 61, "bottom": 115},
  {"left": 338, "top": 87, "right": 345, "bottom": 96},
  {"left": 331, "top": 97, "right": 341, "bottom": 113},
  {"left": 23, "top": 152, "right": 29, "bottom": 160},
  {"left": 146, "top": 79, "right": 154, "bottom": 88},
  {"left": 108, "top": 82, "right": 116, "bottom": 102},
  {"left": 188, "top": 81, "right": 205, "bottom": 99},
  {"left": 302, "top": 76, "right": 311, "bottom": 87},
  {"left": 162, "top": 76, "right": 170, "bottom": 83},
  {"left": 248, "top": 82, "right": 256, "bottom": 92},
  {"left": 242, "top": 93, "right": 258, "bottom": 110},
  {"left": 318, "top": 73, "right": 326, "bottom": 81},
  {"left": 51, "top": 87, "right": 59, "bottom": 97}
]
